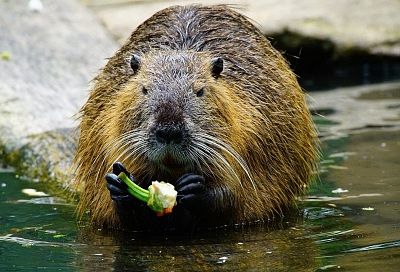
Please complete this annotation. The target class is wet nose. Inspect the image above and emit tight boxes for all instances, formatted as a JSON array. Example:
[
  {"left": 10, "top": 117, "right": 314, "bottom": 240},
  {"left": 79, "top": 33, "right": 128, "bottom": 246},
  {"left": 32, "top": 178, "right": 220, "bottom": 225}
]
[{"left": 155, "top": 126, "right": 183, "bottom": 144}]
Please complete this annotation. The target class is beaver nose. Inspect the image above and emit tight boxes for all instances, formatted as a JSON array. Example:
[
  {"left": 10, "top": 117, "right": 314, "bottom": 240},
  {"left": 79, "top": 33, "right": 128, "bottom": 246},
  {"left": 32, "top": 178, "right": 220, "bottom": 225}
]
[{"left": 155, "top": 127, "right": 183, "bottom": 144}]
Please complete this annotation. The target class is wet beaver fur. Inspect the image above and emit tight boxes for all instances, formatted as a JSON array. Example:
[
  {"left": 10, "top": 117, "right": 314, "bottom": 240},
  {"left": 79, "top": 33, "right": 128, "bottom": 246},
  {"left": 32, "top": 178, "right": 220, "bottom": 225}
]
[{"left": 74, "top": 5, "right": 319, "bottom": 231}]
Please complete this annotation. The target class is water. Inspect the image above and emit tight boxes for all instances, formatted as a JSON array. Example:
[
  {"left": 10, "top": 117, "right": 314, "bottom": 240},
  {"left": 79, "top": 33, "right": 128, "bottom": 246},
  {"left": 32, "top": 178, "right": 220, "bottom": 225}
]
[{"left": 0, "top": 83, "right": 399, "bottom": 271}]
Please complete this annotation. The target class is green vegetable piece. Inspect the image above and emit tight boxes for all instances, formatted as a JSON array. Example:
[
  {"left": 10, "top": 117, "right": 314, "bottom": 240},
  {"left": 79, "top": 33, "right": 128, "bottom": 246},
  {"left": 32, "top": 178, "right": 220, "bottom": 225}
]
[
  {"left": 118, "top": 172, "right": 149, "bottom": 203},
  {"left": 118, "top": 172, "right": 177, "bottom": 215}
]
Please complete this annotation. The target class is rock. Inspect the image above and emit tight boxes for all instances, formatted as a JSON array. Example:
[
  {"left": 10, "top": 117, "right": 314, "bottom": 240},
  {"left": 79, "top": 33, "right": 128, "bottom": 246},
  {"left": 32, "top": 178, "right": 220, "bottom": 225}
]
[
  {"left": 0, "top": 0, "right": 117, "bottom": 189},
  {"left": 85, "top": 0, "right": 400, "bottom": 56}
]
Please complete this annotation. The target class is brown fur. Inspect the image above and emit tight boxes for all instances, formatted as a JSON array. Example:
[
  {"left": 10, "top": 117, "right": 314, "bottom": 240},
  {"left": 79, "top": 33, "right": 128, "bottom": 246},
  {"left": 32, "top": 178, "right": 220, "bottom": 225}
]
[{"left": 74, "top": 5, "right": 319, "bottom": 228}]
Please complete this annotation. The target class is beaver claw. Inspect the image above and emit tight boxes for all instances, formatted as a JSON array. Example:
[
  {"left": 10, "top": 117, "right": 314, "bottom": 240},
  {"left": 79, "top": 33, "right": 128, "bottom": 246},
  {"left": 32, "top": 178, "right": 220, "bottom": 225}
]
[
  {"left": 105, "top": 162, "right": 135, "bottom": 198},
  {"left": 105, "top": 162, "right": 143, "bottom": 214},
  {"left": 105, "top": 173, "right": 129, "bottom": 199},
  {"left": 176, "top": 174, "right": 213, "bottom": 215}
]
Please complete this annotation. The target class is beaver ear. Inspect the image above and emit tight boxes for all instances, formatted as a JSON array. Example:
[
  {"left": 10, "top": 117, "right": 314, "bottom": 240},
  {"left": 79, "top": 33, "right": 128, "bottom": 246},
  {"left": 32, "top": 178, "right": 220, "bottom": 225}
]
[
  {"left": 130, "top": 54, "right": 141, "bottom": 73},
  {"left": 211, "top": 57, "right": 223, "bottom": 78}
]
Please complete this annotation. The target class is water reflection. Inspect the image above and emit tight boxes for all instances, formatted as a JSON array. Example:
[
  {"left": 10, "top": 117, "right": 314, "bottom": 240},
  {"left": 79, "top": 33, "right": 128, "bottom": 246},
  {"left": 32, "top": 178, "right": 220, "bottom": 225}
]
[{"left": 75, "top": 222, "right": 319, "bottom": 272}]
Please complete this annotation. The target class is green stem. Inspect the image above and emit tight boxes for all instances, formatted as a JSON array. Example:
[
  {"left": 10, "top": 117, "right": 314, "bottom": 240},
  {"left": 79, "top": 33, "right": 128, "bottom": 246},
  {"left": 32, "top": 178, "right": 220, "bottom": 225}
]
[{"left": 118, "top": 172, "right": 149, "bottom": 203}]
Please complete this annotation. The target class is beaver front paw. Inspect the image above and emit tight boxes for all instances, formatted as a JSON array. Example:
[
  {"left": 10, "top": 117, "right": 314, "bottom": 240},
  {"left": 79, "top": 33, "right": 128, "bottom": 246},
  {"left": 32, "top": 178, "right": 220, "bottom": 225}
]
[
  {"left": 176, "top": 173, "right": 214, "bottom": 216},
  {"left": 105, "top": 162, "right": 145, "bottom": 214}
]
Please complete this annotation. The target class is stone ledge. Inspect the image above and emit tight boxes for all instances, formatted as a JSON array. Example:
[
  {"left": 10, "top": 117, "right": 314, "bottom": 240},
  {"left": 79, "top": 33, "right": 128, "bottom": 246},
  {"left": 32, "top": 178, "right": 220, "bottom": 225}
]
[
  {"left": 0, "top": 0, "right": 117, "bottom": 190},
  {"left": 85, "top": 0, "right": 400, "bottom": 56}
]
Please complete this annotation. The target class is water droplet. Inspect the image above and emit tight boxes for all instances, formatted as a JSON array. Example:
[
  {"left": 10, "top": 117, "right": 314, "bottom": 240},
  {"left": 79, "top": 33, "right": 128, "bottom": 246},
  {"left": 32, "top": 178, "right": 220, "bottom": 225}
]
[
  {"left": 362, "top": 207, "right": 375, "bottom": 211},
  {"left": 332, "top": 188, "right": 349, "bottom": 194},
  {"left": 217, "top": 256, "right": 228, "bottom": 264}
]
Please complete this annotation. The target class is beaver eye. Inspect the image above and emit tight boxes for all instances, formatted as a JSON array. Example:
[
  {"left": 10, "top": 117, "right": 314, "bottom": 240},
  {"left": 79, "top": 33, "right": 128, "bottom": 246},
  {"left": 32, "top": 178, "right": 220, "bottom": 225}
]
[
  {"left": 196, "top": 88, "right": 205, "bottom": 97},
  {"left": 130, "top": 54, "right": 141, "bottom": 74},
  {"left": 142, "top": 87, "right": 148, "bottom": 95}
]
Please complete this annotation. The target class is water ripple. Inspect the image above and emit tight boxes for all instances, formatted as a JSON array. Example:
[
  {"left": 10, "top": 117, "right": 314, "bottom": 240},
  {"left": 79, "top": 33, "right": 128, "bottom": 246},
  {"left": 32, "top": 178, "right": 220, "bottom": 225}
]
[
  {"left": 345, "top": 240, "right": 400, "bottom": 253},
  {"left": 303, "top": 207, "right": 344, "bottom": 219},
  {"left": 0, "top": 234, "right": 84, "bottom": 248},
  {"left": 302, "top": 229, "right": 354, "bottom": 240}
]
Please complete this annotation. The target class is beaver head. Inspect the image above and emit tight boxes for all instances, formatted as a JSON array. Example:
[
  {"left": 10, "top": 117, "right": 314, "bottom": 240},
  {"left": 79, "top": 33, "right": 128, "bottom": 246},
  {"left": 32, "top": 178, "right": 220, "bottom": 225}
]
[{"left": 113, "top": 51, "right": 231, "bottom": 177}]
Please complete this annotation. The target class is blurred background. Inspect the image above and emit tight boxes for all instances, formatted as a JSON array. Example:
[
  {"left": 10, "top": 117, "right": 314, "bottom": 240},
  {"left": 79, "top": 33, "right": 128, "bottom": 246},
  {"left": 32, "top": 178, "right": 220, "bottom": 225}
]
[{"left": 0, "top": 0, "right": 399, "bottom": 271}]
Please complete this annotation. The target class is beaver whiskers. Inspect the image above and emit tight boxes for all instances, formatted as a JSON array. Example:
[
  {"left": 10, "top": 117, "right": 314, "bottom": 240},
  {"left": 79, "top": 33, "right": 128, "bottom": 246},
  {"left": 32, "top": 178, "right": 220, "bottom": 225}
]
[
  {"left": 195, "top": 133, "right": 256, "bottom": 191},
  {"left": 91, "top": 130, "right": 147, "bottom": 184},
  {"left": 91, "top": 128, "right": 256, "bottom": 198},
  {"left": 191, "top": 139, "right": 242, "bottom": 187}
]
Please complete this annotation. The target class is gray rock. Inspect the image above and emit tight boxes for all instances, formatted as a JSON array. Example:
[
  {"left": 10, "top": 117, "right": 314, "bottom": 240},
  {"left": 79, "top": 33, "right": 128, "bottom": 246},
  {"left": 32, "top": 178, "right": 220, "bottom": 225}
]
[
  {"left": 0, "top": 0, "right": 117, "bottom": 189},
  {"left": 86, "top": 0, "right": 400, "bottom": 56}
]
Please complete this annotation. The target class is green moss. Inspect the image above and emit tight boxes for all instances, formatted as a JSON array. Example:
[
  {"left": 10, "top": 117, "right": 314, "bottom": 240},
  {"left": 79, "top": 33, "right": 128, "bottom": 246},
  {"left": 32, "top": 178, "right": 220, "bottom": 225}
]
[
  {"left": 0, "top": 50, "right": 11, "bottom": 61},
  {"left": 0, "top": 132, "right": 78, "bottom": 203}
]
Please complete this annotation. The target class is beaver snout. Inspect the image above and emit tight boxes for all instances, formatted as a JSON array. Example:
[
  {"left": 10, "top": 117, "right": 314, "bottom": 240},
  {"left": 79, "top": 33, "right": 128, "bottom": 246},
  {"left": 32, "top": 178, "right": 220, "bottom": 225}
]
[
  {"left": 155, "top": 125, "right": 184, "bottom": 144},
  {"left": 152, "top": 97, "right": 188, "bottom": 145}
]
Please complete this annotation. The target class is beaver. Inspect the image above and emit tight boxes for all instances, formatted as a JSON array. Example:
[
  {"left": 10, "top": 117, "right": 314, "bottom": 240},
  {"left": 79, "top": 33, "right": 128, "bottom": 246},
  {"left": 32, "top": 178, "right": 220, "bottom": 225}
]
[{"left": 73, "top": 5, "right": 319, "bottom": 230}]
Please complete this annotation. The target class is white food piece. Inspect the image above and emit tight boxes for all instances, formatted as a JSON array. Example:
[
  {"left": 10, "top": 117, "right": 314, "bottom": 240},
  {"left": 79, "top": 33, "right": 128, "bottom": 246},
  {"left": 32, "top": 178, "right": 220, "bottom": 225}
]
[
  {"left": 149, "top": 181, "right": 177, "bottom": 208},
  {"left": 22, "top": 188, "right": 48, "bottom": 197}
]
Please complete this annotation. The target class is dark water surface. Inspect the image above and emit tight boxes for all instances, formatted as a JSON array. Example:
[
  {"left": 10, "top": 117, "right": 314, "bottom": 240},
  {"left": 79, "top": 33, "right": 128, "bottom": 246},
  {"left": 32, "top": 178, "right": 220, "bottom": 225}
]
[{"left": 0, "top": 83, "right": 399, "bottom": 271}]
